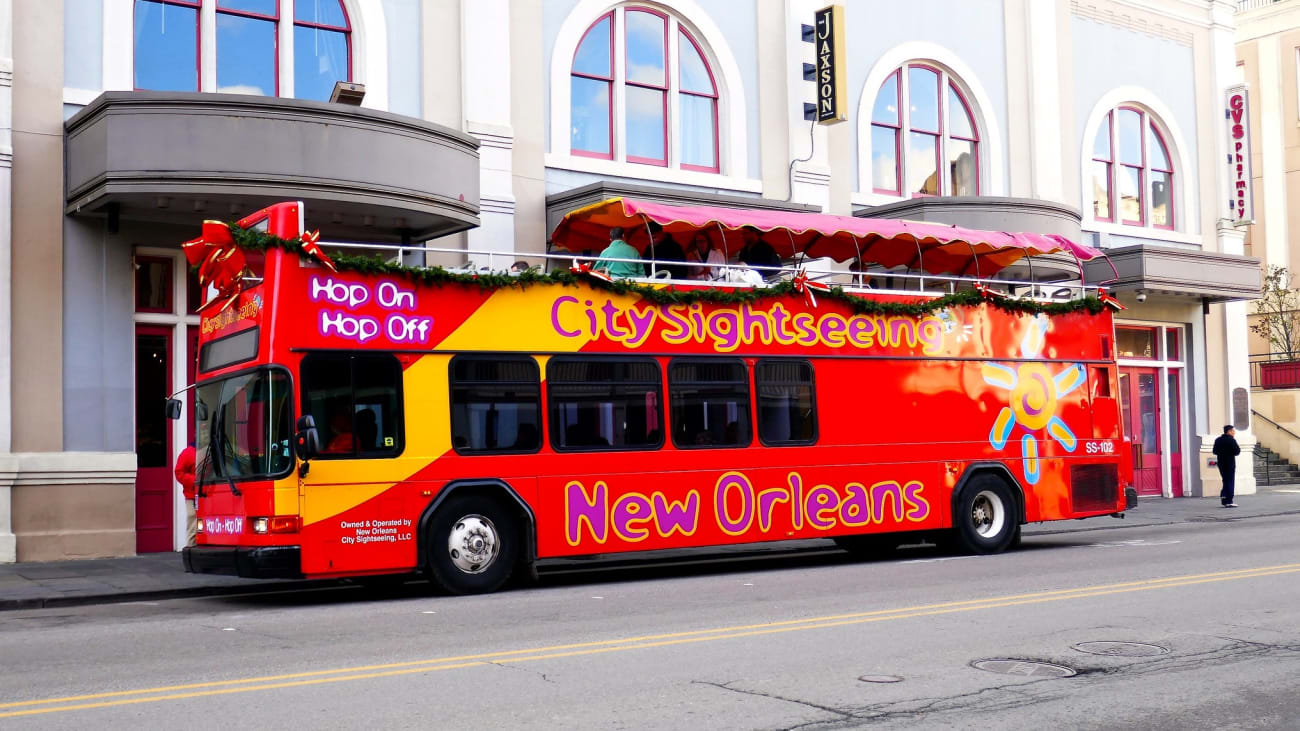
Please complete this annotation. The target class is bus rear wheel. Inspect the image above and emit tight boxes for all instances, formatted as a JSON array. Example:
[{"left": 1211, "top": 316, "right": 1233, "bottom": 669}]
[
  {"left": 948, "top": 476, "right": 1018, "bottom": 555},
  {"left": 425, "top": 494, "right": 519, "bottom": 595}
]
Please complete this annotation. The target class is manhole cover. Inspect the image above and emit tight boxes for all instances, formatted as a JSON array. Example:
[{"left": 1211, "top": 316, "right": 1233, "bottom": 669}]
[
  {"left": 1071, "top": 641, "right": 1169, "bottom": 657},
  {"left": 970, "top": 659, "right": 1076, "bottom": 678},
  {"left": 858, "top": 674, "right": 903, "bottom": 684}
]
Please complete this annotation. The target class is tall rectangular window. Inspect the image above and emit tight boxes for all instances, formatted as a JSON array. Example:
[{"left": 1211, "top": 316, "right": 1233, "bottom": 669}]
[
  {"left": 450, "top": 356, "right": 541, "bottom": 454},
  {"left": 669, "top": 359, "right": 751, "bottom": 448},
  {"left": 548, "top": 358, "right": 662, "bottom": 451},
  {"left": 301, "top": 353, "right": 403, "bottom": 459},
  {"left": 755, "top": 360, "right": 817, "bottom": 446},
  {"left": 134, "top": 0, "right": 200, "bottom": 91},
  {"left": 216, "top": 0, "right": 279, "bottom": 96}
]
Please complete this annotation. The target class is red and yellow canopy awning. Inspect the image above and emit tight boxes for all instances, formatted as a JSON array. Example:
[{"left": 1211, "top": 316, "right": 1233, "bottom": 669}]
[{"left": 551, "top": 197, "right": 1107, "bottom": 278}]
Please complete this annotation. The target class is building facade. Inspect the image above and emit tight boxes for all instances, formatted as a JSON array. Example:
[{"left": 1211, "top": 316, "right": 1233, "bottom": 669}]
[
  {"left": 1236, "top": 0, "right": 1300, "bottom": 470},
  {"left": 0, "top": 0, "right": 1261, "bottom": 562}
]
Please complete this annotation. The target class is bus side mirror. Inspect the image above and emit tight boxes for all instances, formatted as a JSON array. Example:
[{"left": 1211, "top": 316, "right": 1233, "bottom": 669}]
[
  {"left": 295, "top": 415, "right": 321, "bottom": 461},
  {"left": 165, "top": 399, "right": 182, "bottom": 420}
]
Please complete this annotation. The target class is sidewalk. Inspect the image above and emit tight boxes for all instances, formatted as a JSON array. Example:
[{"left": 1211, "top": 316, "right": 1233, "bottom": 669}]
[{"left": 4, "top": 489, "right": 1299, "bottom": 611}]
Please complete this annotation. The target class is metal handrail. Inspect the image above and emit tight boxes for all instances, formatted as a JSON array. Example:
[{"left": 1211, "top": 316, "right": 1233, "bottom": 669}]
[{"left": 1251, "top": 409, "right": 1300, "bottom": 442}]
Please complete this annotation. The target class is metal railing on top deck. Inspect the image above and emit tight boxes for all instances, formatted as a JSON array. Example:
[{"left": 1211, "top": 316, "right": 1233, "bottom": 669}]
[
  {"left": 1239, "top": 0, "right": 1286, "bottom": 12},
  {"left": 313, "top": 239, "right": 1102, "bottom": 302}
]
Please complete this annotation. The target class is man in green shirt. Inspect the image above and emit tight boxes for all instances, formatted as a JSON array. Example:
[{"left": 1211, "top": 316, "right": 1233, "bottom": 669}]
[{"left": 593, "top": 227, "right": 644, "bottom": 278}]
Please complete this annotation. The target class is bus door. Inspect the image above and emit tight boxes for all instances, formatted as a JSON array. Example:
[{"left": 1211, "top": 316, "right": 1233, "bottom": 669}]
[
  {"left": 298, "top": 352, "right": 413, "bottom": 575},
  {"left": 1119, "top": 368, "right": 1162, "bottom": 496}
]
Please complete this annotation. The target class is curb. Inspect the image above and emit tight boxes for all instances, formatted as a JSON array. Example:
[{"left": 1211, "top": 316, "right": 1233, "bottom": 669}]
[
  {"left": 0, "top": 579, "right": 342, "bottom": 611},
  {"left": 5, "top": 508, "right": 1299, "bottom": 611}
]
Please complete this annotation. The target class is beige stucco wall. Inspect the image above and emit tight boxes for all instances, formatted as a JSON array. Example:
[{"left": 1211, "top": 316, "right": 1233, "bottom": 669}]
[
  {"left": 10, "top": 0, "right": 63, "bottom": 453},
  {"left": 6, "top": 453, "right": 137, "bottom": 561},
  {"left": 511, "top": 0, "right": 547, "bottom": 257}
]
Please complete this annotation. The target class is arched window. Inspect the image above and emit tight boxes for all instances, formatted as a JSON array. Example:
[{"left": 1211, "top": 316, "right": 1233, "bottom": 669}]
[
  {"left": 133, "top": 0, "right": 352, "bottom": 101},
  {"left": 870, "top": 64, "right": 979, "bottom": 197},
  {"left": 570, "top": 6, "right": 720, "bottom": 173},
  {"left": 1090, "top": 107, "right": 1174, "bottom": 229}
]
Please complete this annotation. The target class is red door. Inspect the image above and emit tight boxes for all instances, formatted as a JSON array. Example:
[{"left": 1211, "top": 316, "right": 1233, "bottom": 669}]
[
  {"left": 1119, "top": 368, "right": 1163, "bottom": 497},
  {"left": 135, "top": 325, "right": 174, "bottom": 552}
]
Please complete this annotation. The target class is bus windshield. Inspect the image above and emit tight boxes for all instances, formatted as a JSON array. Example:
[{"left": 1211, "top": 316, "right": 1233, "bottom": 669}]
[{"left": 195, "top": 368, "right": 294, "bottom": 485}]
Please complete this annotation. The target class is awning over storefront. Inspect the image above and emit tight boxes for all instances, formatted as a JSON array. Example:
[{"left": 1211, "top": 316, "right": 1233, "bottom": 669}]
[
  {"left": 552, "top": 196, "right": 1105, "bottom": 278},
  {"left": 1082, "top": 244, "right": 1262, "bottom": 303}
]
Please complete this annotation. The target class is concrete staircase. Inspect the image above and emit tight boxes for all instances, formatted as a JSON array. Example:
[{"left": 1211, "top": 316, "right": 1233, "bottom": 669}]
[{"left": 1254, "top": 443, "right": 1300, "bottom": 486}]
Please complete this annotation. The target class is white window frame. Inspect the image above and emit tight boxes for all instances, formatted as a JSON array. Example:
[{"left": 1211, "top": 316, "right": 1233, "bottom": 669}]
[
  {"left": 547, "top": 0, "right": 756, "bottom": 192},
  {"left": 132, "top": 247, "right": 202, "bottom": 552},
  {"left": 87, "top": 0, "right": 389, "bottom": 111},
  {"left": 852, "top": 42, "right": 1004, "bottom": 207}
]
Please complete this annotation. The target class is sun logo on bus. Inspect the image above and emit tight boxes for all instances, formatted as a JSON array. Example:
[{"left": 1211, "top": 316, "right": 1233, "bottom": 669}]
[{"left": 981, "top": 316, "right": 1085, "bottom": 485}]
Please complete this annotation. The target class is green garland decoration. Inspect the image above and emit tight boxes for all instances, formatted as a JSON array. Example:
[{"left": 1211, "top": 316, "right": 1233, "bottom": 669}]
[{"left": 226, "top": 224, "right": 1107, "bottom": 318}]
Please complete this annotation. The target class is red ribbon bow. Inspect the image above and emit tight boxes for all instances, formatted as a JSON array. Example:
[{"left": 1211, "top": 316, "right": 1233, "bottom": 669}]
[
  {"left": 299, "top": 229, "right": 337, "bottom": 272},
  {"left": 183, "top": 221, "right": 248, "bottom": 314},
  {"left": 1096, "top": 287, "right": 1126, "bottom": 311},
  {"left": 570, "top": 261, "right": 613, "bottom": 284},
  {"left": 790, "top": 269, "right": 831, "bottom": 308}
]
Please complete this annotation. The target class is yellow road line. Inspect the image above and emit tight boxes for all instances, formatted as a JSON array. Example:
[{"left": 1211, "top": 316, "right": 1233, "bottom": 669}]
[{"left": 3, "top": 562, "right": 1299, "bottom": 718}]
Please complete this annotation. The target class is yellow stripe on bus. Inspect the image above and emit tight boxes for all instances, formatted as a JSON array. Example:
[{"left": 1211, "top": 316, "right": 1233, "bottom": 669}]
[{"left": 300, "top": 354, "right": 453, "bottom": 527}]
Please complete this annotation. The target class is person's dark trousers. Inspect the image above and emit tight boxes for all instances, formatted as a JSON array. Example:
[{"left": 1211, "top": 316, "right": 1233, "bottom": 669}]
[{"left": 1219, "top": 465, "right": 1236, "bottom": 505}]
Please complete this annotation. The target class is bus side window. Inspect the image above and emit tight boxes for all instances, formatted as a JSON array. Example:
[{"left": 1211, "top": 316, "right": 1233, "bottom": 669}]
[
  {"left": 301, "top": 352, "right": 404, "bottom": 459},
  {"left": 548, "top": 357, "right": 662, "bottom": 451},
  {"left": 755, "top": 360, "right": 817, "bottom": 446},
  {"left": 669, "top": 359, "right": 752, "bottom": 449},
  {"left": 450, "top": 356, "right": 541, "bottom": 454}
]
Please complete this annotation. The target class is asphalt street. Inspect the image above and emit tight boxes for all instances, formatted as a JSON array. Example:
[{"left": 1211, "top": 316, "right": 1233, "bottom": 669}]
[{"left": 2, "top": 513, "right": 1299, "bottom": 730}]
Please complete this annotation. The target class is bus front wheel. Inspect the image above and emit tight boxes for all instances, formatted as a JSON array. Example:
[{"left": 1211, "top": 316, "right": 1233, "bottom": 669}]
[
  {"left": 948, "top": 476, "right": 1018, "bottom": 555},
  {"left": 426, "top": 494, "right": 520, "bottom": 595}
]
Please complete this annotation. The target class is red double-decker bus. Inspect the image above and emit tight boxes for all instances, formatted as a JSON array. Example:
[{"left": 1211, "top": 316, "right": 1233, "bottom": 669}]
[{"left": 176, "top": 200, "right": 1134, "bottom": 594}]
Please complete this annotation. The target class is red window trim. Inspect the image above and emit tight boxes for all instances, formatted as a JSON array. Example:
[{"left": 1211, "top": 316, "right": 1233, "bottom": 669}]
[
  {"left": 1091, "top": 111, "right": 1115, "bottom": 223},
  {"left": 133, "top": 0, "right": 203, "bottom": 93},
  {"left": 1117, "top": 106, "right": 1146, "bottom": 227},
  {"left": 293, "top": 0, "right": 353, "bottom": 87},
  {"left": 873, "top": 66, "right": 983, "bottom": 198},
  {"left": 907, "top": 64, "right": 942, "bottom": 199},
  {"left": 871, "top": 69, "right": 902, "bottom": 195},
  {"left": 678, "top": 28, "right": 719, "bottom": 173},
  {"left": 624, "top": 8, "right": 669, "bottom": 167},
  {"left": 216, "top": 0, "right": 280, "bottom": 97},
  {"left": 1148, "top": 123, "right": 1175, "bottom": 230},
  {"left": 570, "top": 8, "right": 721, "bottom": 173},
  {"left": 571, "top": 12, "right": 615, "bottom": 160},
  {"left": 135, "top": 255, "right": 175, "bottom": 314},
  {"left": 946, "top": 82, "right": 979, "bottom": 197}
]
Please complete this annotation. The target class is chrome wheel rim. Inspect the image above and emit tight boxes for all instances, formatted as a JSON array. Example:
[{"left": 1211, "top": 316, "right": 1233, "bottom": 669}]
[
  {"left": 447, "top": 514, "right": 500, "bottom": 574},
  {"left": 971, "top": 490, "right": 1006, "bottom": 539}
]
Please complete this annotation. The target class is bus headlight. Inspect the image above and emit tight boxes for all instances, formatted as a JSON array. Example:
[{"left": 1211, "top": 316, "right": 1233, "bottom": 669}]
[{"left": 251, "top": 517, "right": 269, "bottom": 534}]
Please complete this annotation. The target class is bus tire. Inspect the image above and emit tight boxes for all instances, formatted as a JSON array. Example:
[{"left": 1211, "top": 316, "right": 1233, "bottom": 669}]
[
  {"left": 833, "top": 534, "right": 901, "bottom": 559},
  {"left": 425, "top": 494, "right": 519, "bottom": 595},
  {"left": 949, "top": 476, "right": 1017, "bottom": 555}
]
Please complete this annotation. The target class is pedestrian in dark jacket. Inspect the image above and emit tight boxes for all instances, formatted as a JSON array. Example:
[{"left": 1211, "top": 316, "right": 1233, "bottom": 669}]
[{"left": 1213, "top": 425, "right": 1240, "bottom": 508}]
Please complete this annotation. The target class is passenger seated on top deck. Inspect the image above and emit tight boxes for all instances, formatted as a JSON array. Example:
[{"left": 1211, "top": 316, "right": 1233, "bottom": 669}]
[
  {"left": 686, "top": 233, "right": 726, "bottom": 281},
  {"left": 738, "top": 228, "right": 782, "bottom": 278},
  {"left": 644, "top": 225, "right": 689, "bottom": 279},
  {"left": 592, "top": 227, "right": 645, "bottom": 279},
  {"left": 510, "top": 260, "right": 532, "bottom": 274},
  {"left": 848, "top": 259, "right": 873, "bottom": 288}
]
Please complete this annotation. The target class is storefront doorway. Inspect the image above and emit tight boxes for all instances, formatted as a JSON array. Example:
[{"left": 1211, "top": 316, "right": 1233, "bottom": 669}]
[
  {"left": 133, "top": 250, "right": 202, "bottom": 552},
  {"left": 1117, "top": 325, "right": 1186, "bottom": 498}
]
